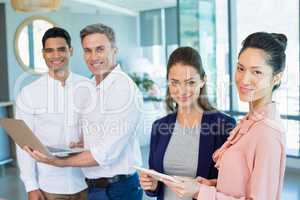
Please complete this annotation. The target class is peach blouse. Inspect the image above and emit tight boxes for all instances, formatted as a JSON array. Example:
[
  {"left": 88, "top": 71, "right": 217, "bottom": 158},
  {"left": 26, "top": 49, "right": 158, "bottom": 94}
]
[{"left": 197, "top": 103, "right": 286, "bottom": 200}]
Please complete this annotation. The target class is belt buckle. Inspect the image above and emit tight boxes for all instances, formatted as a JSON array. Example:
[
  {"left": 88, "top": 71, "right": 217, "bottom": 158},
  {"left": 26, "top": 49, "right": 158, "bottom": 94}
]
[{"left": 108, "top": 174, "right": 132, "bottom": 184}]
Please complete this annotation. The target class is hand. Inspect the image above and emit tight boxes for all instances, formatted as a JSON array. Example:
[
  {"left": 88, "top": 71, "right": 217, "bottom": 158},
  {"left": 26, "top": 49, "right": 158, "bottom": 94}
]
[
  {"left": 28, "top": 189, "right": 46, "bottom": 200},
  {"left": 162, "top": 176, "right": 200, "bottom": 199},
  {"left": 69, "top": 140, "right": 83, "bottom": 148},
  {"left": 196, "top": 177, "right": 217, "bottom": 186},
  {"left": 23, "top": 146, "right": 65, "bottom": 167},
  {"left": 69, "top": 135, "right": 84, "bottom": 148},
  {"left": 139, "top": 171, "right": 158, "bottom": 191}
]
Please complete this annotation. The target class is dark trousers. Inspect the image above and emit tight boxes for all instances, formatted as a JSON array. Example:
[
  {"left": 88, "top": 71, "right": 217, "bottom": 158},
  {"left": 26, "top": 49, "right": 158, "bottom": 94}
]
[{"left": 87, "top": 173, "right": 143, "bottom": 200}]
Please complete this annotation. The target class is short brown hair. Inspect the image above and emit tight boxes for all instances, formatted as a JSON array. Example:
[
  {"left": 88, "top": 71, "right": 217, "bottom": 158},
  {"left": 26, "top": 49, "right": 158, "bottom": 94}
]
[{"left": 80, "top": 23, "right": 116, "bottom": 47}]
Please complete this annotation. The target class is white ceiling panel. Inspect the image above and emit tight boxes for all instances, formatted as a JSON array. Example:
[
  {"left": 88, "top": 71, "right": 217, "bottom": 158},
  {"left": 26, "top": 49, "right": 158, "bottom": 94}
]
[
  {"left": 99, "top": 0, "right": 176, "bottom": 11},
  {"left": 4, "top": 0, "right": 177, "bottom": 15}
]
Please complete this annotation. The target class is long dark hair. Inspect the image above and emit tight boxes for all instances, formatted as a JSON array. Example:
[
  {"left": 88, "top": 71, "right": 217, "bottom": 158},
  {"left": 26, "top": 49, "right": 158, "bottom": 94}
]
[
  {"left": 239, "top": 32, "right": 287, "bottom": 91},
  {"left": 166, "top": 47, "right": 215, "bottom": 112}
]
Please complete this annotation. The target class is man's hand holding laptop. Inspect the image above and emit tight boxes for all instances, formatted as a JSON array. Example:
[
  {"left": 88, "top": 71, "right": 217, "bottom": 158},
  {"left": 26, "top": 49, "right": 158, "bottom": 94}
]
[
  {"left": 23, "top": 146, "right": 66, "bottom": 167},
  {"left": 23, "top": 137, "right": 84, "bottom": 167},
  {"left": 69, "top": 135, "right": 84, "bottom": 148}
]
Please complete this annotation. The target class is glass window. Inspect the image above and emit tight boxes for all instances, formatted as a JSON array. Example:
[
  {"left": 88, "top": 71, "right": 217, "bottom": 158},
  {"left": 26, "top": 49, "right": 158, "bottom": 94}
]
[
  {"left": 178, "top": 0, "right": 217, "bottom": 104},
  {"left": 284, "top": 119, "right": 300, "bottom": 156},
  {"left": 136, "top": 7, "right": 178, "bottom": 101},
  {"left": 215, "top": 0, "right": 230, "bottom": 111},
  {"left": 140, "top": 9, "right": 162, "bottom": 46},
  {"left": 18, "top": 19, "right": 53, "bottom": 73}
]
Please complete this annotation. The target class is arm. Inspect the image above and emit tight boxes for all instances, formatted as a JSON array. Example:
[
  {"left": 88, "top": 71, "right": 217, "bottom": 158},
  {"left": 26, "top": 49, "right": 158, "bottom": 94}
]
[
  {"left": 28, "top": 190, "right": 46, "bottom": 200},
  {"left": 23, "top": 148, "right": 98, "bottom": 168},
  {"left": 161, "top": 177, "right": 245, "bottom": 200},
  {"left": 85, "top": 86, "right": 142, "bottom": 168},
  {"left": 139, "top": 171, "right": 158, "bottom": 192},
  {"left": 197, "top": 185, "right": 246, "bottom": 200},
  {"left": 15, "top": 89, "right": 39, "bottom": 192},
  {"left": 245, "top": 132, "right": 284, "bottom": 200},
  {"left": 198, "top": 131, "right": 284, "bottom": 200},
  {"left": 60, "top": 151, "right": 98, "bottom": 167},
  {"left": 145, "top": 121, "right": 163, "bottom": 197},
  {"left": 26, "top": 81, "right": 143, "bottom": 168},
  {"left": 16, "top": 146, "right": 39, "bottom": 192}
]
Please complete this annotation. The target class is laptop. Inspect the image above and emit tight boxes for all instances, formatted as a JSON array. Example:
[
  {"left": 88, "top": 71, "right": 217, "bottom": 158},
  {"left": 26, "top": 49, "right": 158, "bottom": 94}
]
[{"left": 0, "top": 118, "right": 85, "bottom": 157}]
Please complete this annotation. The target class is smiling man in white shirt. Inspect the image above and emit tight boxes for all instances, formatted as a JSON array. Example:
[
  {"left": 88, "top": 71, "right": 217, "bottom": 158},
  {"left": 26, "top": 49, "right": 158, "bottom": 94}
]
[
  {"left": 25, "top": 24, "right": 144, "bottom": 200},
  {"left": 16, "top": 27, "right": 87, "bottom": 200}
]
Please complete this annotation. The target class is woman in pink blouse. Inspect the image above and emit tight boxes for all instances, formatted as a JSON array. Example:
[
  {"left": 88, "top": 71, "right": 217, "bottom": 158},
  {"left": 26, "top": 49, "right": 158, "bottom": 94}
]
[{"left": 163, "top": 32, "right": 287, "bottom": 200}]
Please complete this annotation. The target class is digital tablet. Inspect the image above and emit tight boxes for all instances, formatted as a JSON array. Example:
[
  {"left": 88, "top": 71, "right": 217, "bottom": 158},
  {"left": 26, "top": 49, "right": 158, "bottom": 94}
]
[{"left": 133, "top": 165, "right": 182, "bottom": 183}]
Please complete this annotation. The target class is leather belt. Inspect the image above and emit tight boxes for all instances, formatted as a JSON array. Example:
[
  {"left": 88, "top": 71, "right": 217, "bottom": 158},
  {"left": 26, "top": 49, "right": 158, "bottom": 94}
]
[{"left": 85, "top": 174, "right": 134, "bottom": 188}]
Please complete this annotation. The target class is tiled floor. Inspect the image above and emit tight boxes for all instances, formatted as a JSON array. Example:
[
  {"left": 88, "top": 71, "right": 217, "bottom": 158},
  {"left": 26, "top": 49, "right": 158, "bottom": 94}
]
[
  {"left": 0, "top": 146, "right": 300, "bottom": 200},
  {"left": 0, "top": 166, "right": 26, "bottom": 200}
]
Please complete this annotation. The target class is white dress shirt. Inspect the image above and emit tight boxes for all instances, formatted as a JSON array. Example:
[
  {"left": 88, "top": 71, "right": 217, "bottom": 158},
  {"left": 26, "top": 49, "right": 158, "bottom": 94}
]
[
  {"left": 16, "top": 72, "right": 88, "bottom": 194},
  {"left": 78, "top": 65, "right": 143, "bottom": 179}
]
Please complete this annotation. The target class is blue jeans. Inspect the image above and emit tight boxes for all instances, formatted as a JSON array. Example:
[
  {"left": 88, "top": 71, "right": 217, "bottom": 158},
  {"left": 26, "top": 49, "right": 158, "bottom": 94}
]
[
  {"left": 88, "top": 173, "right": 143, "bottom": 200},
  {"left": 88, "top": 187, "right": 109, "bottom": 200}
]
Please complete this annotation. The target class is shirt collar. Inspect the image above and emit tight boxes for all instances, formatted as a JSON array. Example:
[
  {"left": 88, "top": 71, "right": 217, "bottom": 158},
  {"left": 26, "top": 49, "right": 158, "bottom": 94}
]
[
  {"left": 47, "top": 71, "right": 73, "bottom": 87},
  {"left": 243, "top": 102, "right": 283, "bottom": 133},
  {"left": 247, "top": 102, "right": 277, "bottom": 122},
  {"left": 92, "top": 64, "right": 122, "bottom": 90}
]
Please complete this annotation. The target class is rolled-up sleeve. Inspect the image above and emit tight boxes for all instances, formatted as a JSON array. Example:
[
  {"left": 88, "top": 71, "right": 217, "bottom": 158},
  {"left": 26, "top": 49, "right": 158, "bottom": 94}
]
[{"left": 145, "top": 121, "right": 163, "bottom": 197}]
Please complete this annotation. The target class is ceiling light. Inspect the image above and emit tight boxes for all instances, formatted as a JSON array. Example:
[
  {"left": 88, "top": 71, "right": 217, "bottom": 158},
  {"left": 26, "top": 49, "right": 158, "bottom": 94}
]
[{"left": 11, "top": 0, "right": 60, "bottom": 12}]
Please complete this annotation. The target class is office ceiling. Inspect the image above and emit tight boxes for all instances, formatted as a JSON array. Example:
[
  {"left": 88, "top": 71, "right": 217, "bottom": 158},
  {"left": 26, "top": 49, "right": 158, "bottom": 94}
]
[
  {"left": 1, "top": 0, "right": 176, "bottom": 15},
  {"left": 100, "top": 0, "right": 176, "bottom": 11},
  {"left": 64, "top": 0, "right": 177, "bottom": 15}
]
